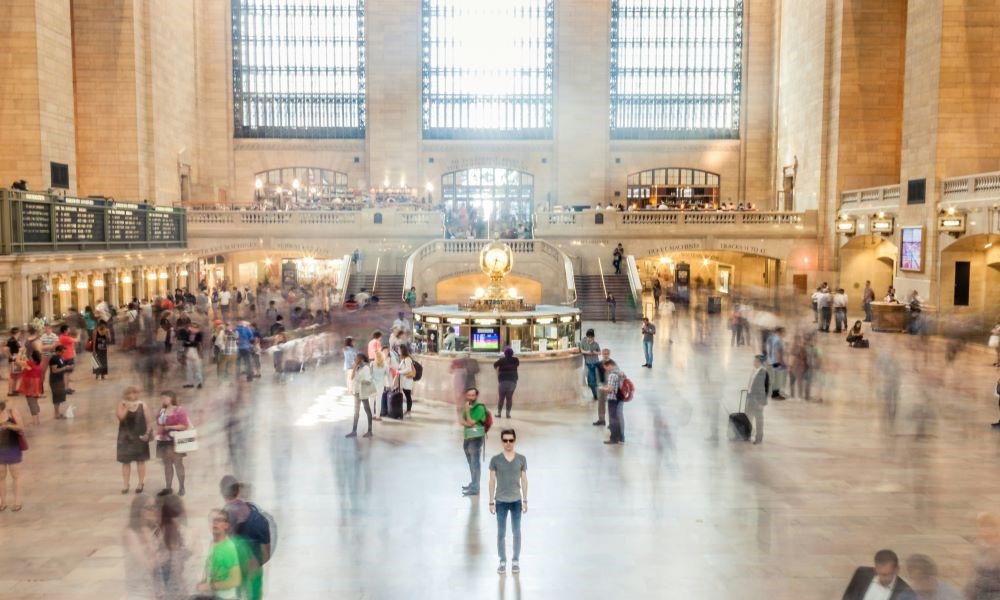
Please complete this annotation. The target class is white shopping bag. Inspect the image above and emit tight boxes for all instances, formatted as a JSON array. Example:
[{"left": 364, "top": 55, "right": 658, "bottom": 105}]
[
  {"left": 65, "top": 404, "right": 75, "bottom": 419},
  {"left": 171, "top": 429, "right": 198, "bottom": 453}
]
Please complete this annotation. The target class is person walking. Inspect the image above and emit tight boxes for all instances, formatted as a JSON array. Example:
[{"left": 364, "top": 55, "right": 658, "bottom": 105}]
[
  {"left": 405, "top": 286, "right": 417, "bottom": 308},
  {"left": 489, "top": 429, "right": 528, "bottom": 575},
  {"left": 0, "top": 399, "right": 25, "bottom": 511},
  {"left": 16, "top": 351, "right": 43, "bottom": 426},
  {"left": 48, "top": 345, "right": 71, "bottom": 420},
  {"left": 600, "top": 359, "right": 626, "bottom": 444},
  {"left": 183, "top": 322, "right": 205, "bottom": 389},
  {"left": 93, "top": 321, "right": 111, "bottom": 380},
  {"left": 39, "top": 324, "right": 59, "bottom": 394},
  {"left": 116, "top": 386, "right": 151, "bottom": 494},
  {"left": 652, "top": 278, "right": 662, "bottom": 310},
  {"left": 606, "top": 293, "right": 617, "bottom": 323},
  {"left": 397, "top": 344, "right": 416, "bottom": 415},
  {"left": 346, "top": 354, "right": 375, "bottom": 438},
  {"left": 57, "top": 325, "right": 79, "bottom": 394},
  {"left": 121, "top": 494, "right": 159, "bottom": 600},
  {"left": 746, "top": 355, "right": 770, "bottom": 444},
  {"left": 459, "top": 387, "right": 488, "bottom": 496},
  {"left": 155, "top": 391, "right": 190, "bottom": 495},
  {"left": 640, "top": 317, "right": 656, "bottom": 368},
  {"left": 493, "top": 347, "right": 519, "bottom": 419},
  {"left": 766, "top": 327, "right": 788, "bottom": 400},
  {"left": 579, "top": 329, "right": 601, "bottom": 402},
  {"left": 372, "top": 347, "right": 390, "bottom": 421},
  {"left": 219, "top": 475, "right": 272, "bottom": 600},
  {"left": 5, "top": 328, "right": 24, "bottom": 397},
  {"left": 863, "top": 280, "right": 875, "bottom": 323}
]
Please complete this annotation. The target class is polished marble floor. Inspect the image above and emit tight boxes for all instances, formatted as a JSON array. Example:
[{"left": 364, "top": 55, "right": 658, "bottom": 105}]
[{"left": 1, "top": 306, "right": 999, "bottom": 599}]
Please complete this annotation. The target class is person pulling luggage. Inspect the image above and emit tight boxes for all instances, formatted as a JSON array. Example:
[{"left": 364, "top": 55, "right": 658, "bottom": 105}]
[{"left": 746, "top": 355, "right": 770, "bottom": 444}]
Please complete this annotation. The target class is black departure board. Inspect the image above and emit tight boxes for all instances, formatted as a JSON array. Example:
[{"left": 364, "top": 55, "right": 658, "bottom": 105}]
[
  {"left": 20, "top": 202, "right": 52, "bottom": 243},
  {"left": 55, "top": 204, "right": 105, "bottom": 242},
  {"left": 148, "top": 210, "right": 182, "bottom": 242},
  {"left": 107, "top": 208, "right": 146, "bottom": 242}
]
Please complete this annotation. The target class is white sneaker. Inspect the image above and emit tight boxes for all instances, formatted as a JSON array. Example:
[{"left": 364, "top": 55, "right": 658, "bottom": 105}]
[
  {"left": 511, "top": 560, "right": 520, "bottom": 574},
  {"left": 497, "top": 560, "right": 506, "bottom": 574}
]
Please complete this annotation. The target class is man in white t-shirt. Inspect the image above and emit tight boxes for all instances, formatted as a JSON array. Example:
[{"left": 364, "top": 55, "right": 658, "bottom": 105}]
[{"left": 219, "top": 288, "right": 232, "bottom": 318}]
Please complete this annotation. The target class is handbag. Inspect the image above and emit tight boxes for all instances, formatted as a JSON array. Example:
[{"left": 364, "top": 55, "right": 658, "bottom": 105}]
[
  {"left": 85, "top": 338, "right": 94, "bottom": 352},
  {"left": 17, "top": 431, "right": 28, "bottom": 451},
  {"left": 989, "top": 335, "right": 1000, "bottom": 349},
  {"left": 170, "top": 428, "right": 199, "bottom": 453}
]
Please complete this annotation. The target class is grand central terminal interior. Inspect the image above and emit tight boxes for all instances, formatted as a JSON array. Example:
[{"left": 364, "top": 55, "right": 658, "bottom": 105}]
[{"left": 1, "top": 0, "right": 1000, "bottom": 598}]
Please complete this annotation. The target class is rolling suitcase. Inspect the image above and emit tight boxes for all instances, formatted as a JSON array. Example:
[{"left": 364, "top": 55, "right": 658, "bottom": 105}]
[
  {"left": 389, "top": 389, "right": 405, "bottom": 419},
  {"left": 728, "top": 389, "right": 752, "bottom": 441}
]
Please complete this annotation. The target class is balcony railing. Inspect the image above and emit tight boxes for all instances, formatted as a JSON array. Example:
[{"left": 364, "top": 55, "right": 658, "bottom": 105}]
[
  {"left": 941, "top": 171, "right": 1000, "bottom": 202},
  {"left": 187, "top": 208, "right": 445, "bottom": 236},
  {"left": 840, "top": 184, "right": 901, "bottom": 207},
  {"left": 534, "top": 209, "right": 816, "bottom": 237}
]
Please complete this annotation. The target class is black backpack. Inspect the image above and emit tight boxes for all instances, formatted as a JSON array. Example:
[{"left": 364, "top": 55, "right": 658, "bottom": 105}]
[
  {"left": 412, "top": 359, "right": 423, "bottom": 382},
  {"left": 235, "top": 503, "right": 277, "bottom": 561}
]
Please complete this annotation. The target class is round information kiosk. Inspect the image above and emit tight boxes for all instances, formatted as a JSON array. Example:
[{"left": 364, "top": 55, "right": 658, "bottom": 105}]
[{"left": 411, "top": 241, "right": 583, "bottom": 406}]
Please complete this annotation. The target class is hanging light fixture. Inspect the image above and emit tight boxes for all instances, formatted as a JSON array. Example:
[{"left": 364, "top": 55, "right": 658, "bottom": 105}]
[
  {"left": 76, "top": 280, "right": 88, "bottom": 290},
  {"left": 93, "top": 279, "right": 105, "bottom": 288},
  {"left": 122, "top": 274, "right": 133, "bottom": 284},
  {"left": 158, "top": 271, "right": 168, "bottom": 280},
  {"left": 57, "top": 282, "right": 71, "bottom": 292},
  {"left": 146, "top": 272, "right": 158, "bottom": 281}
]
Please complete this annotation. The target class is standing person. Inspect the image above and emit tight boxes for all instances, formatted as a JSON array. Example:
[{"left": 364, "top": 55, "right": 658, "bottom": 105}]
[
  {"left": 600, "top": 359, "right": 626, "bottom": 445},
  {"left": 493, "top": 347, "right": 519, "bottom": 419},
  {"left": 579, "top": 329, "right": 601, "bottom": 402},
  {"left": 57, "top": 325, "right": 78, "bottom": 394},
  {"left": 833, "top": 288, "right": 849, "bottom": 333},
  {"left": 606, "top": 293, "right": 617, "bottom": 323},
  {"left": 234, "top": 320, "right": 254, "bottom": 382},
  {"left": 989, "top": 320, "right": 1000, "bottom": 367},
  {"left": 766, "top": 327, "right": 788, "bottom": 400},
  {"left": 346, "top": 354, "right": 375, "bottom": 438},
  {"left": 489, "top": 429, "right": 528, "bottom": 575},
  {"left": 219, "top": 287, "right": 232, "bottom": 319},
  {"left": 219, "top": 476, "right": 272, "bottom": 600},
  {"left": 16, "top": 351, "right": 43, "bottom": 426},
  {"left": 0, "top": 399, "right": 25, "bottom": 511},
  {"left": 371, "top": 347, "right": 390, "bottom": 421},
  {"left": 640, "top": 317, "right": 656, "bottom": 368},
  {"left": 155, "top": 391, "right": 190, "bottom": 495},
  {"left": 863, "top": 280, "right": 875, "bottom": 323},
  {"left": 811, "top": 286, "right": 822, "bottom": 323},
  {"left": 48, "top": 345, "right": 71, "bottom": 419},
  {"left": 459, "top": 387, "right": 488, "bottom": 497},
  {"left": 612, "top": 243, "right": 624, "bottom": 275},
  {"left": 367, "top": 331, "right": 383, "bottom": 360},
  {"left": 652, "top": 278, "right": 662, "bottom": 310},
  {"left": 116, "top": 387, "right": 151, "bottom": 494},
  {"left": 183, "top": 322, "right": 205, "bottom": 389},
  {"left": 746, "top": 355, "right": 770, "bottom": 444},
  {"left": 817, "top": 287, "right": 834, "bottom": 332},
  {"left": 93, "top": 321, "right": 111, "bottom": 380},
  {"left": 39, "top": 324, "right": 59, "bottom": 394},
  {"left": 196, "top": 510, "right": 243, "bottom": 599},
  {"left": 397, "top": 344, "right": 416, "bottom": 415},
  {"left": 405, "top": 286, "right": 417, "bottom": 308},
  {"left": 5, "top": 328, "right": 23, "bottom": 397},
  {"left": 215, "top": 324, "right": 237, "bottom": 379},
  {"left": 593, "top": 348, "right": 611, "bottom": 426}
]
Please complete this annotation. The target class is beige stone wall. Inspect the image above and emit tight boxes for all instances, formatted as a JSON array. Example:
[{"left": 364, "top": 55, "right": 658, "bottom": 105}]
[{"left": 0, "top": 0, "right": 76, "bottom": 192}]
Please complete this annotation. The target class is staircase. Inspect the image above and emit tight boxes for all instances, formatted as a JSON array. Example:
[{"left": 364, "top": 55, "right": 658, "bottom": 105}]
[
  {"left": 575, "top": 273, "right": 641, "bottom": 322},
  {"left": 347, "top": 273, "right": 406, "bottom": 305}
]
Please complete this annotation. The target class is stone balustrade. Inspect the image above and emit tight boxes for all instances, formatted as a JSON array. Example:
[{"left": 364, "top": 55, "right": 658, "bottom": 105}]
[
  {"left": 941, "top": 170, "right": 1000, "bottom": 204},
  {"left": 533, "top": 209, "right": 816, "bottom": 238},
  {"left": 187, "top": 208, "right": 445, "bottom": 234},
  {"left": 839, "top": 184, "right": 901, "bottom": 208}
]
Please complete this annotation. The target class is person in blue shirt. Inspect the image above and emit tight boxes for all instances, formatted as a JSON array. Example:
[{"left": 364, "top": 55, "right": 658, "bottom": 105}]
[{"left": 234, "top": 321, "right": 254, "bottom": 382}]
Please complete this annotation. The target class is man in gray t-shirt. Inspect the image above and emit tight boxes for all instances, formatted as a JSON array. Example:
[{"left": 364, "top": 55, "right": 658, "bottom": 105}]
[{"left": 489, "top": 429, "right": 528, "bottom": 574}]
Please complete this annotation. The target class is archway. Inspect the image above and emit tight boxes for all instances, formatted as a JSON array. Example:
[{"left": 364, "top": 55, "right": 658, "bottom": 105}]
[
  {"left": 194, "top": 249, "right": 344, "bottom": 291},
  {"left": 838, "top": 235, "right": 898, "bottom": 300},
  {"left": 637, "top": 249, "right": 780, "bottom": 306},
  {"left": 441, "top": 167, "right": 534, "bottom": 238},
  {"left": 253, "top": 167, "right": 349, "bottom": 208},
  {"left": 939, "top": 234, "right": 1000, "bottom": 317},
  {"left": 626, "top": 167, "right": 720, "bottom": 209}
]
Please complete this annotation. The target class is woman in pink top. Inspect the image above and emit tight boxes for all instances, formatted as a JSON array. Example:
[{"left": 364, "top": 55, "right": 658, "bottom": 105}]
[
  {"left": 367, "top": 331, "right": 383, "bottom": 359},
  {"left": 155, "top": 391, "right": 190, "bottom": 496}
]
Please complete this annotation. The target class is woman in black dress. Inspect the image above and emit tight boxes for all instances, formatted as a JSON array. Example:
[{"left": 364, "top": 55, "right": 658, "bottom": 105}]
[
  {"left": 116, "top": 386, "right": 151, "bottom": 494},
  {"left": 94, "top": 321, "right": 111, "bottom": 380}
]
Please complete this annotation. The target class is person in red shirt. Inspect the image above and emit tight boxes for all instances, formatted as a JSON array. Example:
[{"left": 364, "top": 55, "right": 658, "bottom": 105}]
[{"left": 57, "top": 325, "right": 79, "bottom": 394}]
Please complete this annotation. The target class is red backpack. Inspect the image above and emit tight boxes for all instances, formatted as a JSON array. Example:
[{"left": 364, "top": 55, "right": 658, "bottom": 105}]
[
  {"left": 616, "top": 375, "right": 635, "bottom": 402},
  {"left": 483, "top": 410, "right": 494, "bottom": 432}
]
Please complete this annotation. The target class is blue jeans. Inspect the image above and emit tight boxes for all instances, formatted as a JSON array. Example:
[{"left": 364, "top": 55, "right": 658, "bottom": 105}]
[
  {"left": 643, "top": 340, "right": 653, "bottom": 366},
  {"left": 608, "top": 399, "right": 625, "bottom": 442},
  {"left": 496, "top": 500, "right": 523, "bottom": 561},
  {"left": 863, "top": 301, "right": 872, "bottom": 322},
  {"left": 463, "top": 436, "right": 484, "bottom": 492},
  {"left": 237, "top": 348, "right": 253, "bottom": 380},
  {"left": 585, "top": 363, "right": 600, "bottom": 400}
]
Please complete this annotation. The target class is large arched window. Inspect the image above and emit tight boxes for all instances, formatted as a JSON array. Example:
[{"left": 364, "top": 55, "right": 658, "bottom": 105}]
[
  {"left": 421, "top": 0, "right": 554, "bottom": 139},
  {"left": 442, "top": 168, "right": 534, "bottom": 237},
  {"left": 626, "top": 168, "right": 720, "bottom": 208},
  {"left": 610, "top": 0, "right": 743, "bottom": 139},
  {"left": 231, "top": 0, "right": 366, "bottom": 139},
  {"left": 254, "top": 167, "right": 349, "bottom": 207}
]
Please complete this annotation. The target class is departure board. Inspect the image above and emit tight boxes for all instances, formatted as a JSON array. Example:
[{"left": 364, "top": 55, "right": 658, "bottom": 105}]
[
  {"left": 107, "top": 208, "right": 146, "bottom": 242},
  {"left": 55, "top": 204, "right": 105, "bottom": 242},
  {"left": 20, "top": 202, "right": 52, "bottom": 243},
  {"left": 148, "top": 210, "right": 182, "bottom": 242}
]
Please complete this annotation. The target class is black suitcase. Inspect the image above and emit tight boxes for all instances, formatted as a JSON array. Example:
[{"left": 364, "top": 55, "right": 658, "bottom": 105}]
[
  {"left": 282, "top": 360, "right": 304, "bottom": 373},
  {"left": 388, "top": 390, "right": 405, "bottom": 419},
  {"left": 728, "top": 389, "right": 752, "bottom": 441}
]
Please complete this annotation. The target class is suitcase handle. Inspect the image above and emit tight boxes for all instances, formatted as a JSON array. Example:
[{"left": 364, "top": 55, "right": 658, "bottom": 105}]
[{"left": 739, "top": 389, "right": 748, "bottom": 413}]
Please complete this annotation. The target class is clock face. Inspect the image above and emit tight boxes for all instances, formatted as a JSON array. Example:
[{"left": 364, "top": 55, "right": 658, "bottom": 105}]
[{"left": 486, "top": 249, "right": 508, "bottom": 269}]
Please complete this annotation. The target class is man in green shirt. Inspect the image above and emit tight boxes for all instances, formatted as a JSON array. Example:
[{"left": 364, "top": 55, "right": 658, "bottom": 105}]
[
  {"left": 197, "top": 510, "right": 243, "bottom": 599},
  {"left": 459, "top": 387, "right": 488, "bottom": 497}
]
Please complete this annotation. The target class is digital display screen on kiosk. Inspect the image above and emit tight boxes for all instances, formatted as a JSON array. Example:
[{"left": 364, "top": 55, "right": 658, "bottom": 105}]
[{"left": 471, "top": 327, "right": 500, "bottom": 351}]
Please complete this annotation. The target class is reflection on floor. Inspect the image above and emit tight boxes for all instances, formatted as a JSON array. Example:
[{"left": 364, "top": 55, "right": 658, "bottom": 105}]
[{"left": 1, "top": 307, "right": 998, "bottom": 599}]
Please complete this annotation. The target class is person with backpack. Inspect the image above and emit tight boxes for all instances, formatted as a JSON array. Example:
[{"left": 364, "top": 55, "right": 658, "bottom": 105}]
[
  {"left": 600, "top": 359, "right": 627, "bottom": 445},
  {"left": 220, "top": 475, "right": 272, "bottom": 600},
  {"left": 459, "top": 387, "right": 490, "bottom": 497}
]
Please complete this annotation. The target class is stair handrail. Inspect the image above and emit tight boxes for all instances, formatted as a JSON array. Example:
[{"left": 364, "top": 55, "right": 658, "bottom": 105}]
[
  {"left": 625, "top": 255, "right": 643, "bottom": 312},
  {"left": 371, "top": 256, "right": 381, "bottom": 297},
  {"left": 597, "top": 257, "right": 609, "bottom": 300},
  {"left": 563, "top": 252, "right": 577, "bottom": 305},
  {"left": 336, "top": 253, "right": 353, "bottom": 305}
]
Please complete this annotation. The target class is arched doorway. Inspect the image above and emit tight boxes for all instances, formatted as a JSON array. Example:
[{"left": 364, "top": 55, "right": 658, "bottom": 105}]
[
  {"left": 637, "top": 250, "right": 781, "bottom": 306},
  {"left": 441, "top": 167, "right": 534, "bottom": 238},
  {"left": 626, "top": 167, "right": 720, "bottom": 209},
  {"left": 253, "top": 167, "right": 349, "bottom": 208},
  {"left": 940, "top": 234, "right": 1000, "bottom": 316},
  {"left": 838, "top": 235, "right": 898, "bottom": 300}
]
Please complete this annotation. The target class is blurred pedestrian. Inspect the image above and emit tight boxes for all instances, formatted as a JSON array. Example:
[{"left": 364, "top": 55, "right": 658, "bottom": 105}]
[
  {"left": 16, "top": 351, "right": 43, "bottom": 426},
  {"left": 48, "top": 345, "right": 71, "bottom": 419},
  {"left": 989, "top": 320, "right": 1000, "bottom": 367},
  {"left": 122, "top": 494, "right": 159, "bottom": 600},
  {"left": 766, "top": 327, "right": 788, "bottom": 400},
  {"left": 220, "top": 476, "right": 272, "bottom": 600},
  {"left": 905, "top": 554, "right": 961, "bottom": 599},
  {"left": 746, "top": 355, "right": 769, "bottom": 445},
  {"left": 154, "top": 489, "right": 189, "bottom": 599},
  {"left": 606, "top": 293, "right": 617, "bottom": 323},
  {"left": 863, "top": 280, "right": 875, "bottom": 322},
  {"left": 346, "top": 354, "right": 374, "bottom": 438},
  {"left": 493, "top": 347, "right": 519, "bottom": 419},
  {"left": 600, "top": 359, "right": 626, "bottom": 444},
  {"left": 0, "top": 399, "right": 25, "bottom": 511},
  {"left": 183, "top": 323, "right": 204, "bottom": 389},
  {"left": 93, "top": 320, "right": 111, "bottom": 380}
]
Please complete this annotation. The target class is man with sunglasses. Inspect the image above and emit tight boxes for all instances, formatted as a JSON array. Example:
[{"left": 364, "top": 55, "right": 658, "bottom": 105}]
[{"left": 489, "top": 428, "right": 528, "bottom": 575}]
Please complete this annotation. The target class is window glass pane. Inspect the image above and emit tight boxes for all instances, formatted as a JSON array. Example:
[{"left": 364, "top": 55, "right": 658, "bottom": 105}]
[
  {"left": 610, "top": 0, "right": 743, "bottom": 139},
  {"left": 232, "top": 0, "right": 366, "bottom": 138},
  {"left": 422, "top": 0, "right": 554, "bottom": 139}
]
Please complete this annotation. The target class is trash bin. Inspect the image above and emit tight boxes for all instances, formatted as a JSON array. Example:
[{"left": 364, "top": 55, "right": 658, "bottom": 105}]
[{"left": 707, "top": 296, "right": 722, "bottom": 314}]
